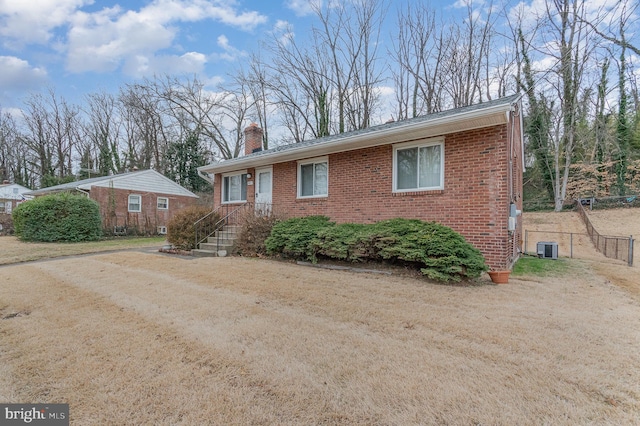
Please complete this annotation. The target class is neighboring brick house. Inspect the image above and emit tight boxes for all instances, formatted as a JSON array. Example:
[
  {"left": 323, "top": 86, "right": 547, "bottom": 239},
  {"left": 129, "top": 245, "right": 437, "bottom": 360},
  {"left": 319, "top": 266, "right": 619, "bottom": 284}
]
[
  {"left": 0, "top": 182, "right": 31, "bottom": 234},
  {"left": 25, "top": 170, "right": 198, "bottom": 235},
  {"left": 198, "top": 95, "right": 524, "bottom": 269},
  {"left": 0, "top": 182, "right": 31, "bottom": 214}
]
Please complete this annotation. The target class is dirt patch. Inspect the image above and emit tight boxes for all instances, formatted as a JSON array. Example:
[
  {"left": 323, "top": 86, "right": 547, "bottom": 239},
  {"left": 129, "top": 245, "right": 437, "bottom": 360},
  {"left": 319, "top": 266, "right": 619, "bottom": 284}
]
[
  {"left": 523, "top": 209, "right": 639, "bottom": 300},
  {"left": 0, "top": 251, "right": 639, "bottom": 424}
]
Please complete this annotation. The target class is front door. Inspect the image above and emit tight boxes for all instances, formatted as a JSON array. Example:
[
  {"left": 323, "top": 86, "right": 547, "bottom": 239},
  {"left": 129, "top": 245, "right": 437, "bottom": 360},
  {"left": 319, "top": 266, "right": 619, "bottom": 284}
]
[{"left": 255, "top": 167, "right": 272, "bottom": 214}]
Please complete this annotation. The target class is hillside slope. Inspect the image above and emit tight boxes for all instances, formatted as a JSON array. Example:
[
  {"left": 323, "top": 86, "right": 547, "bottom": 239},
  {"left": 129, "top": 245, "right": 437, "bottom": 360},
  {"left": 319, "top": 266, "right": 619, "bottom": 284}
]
[{"left": 522, "top": 207, "right": 639, "bottom": 300}]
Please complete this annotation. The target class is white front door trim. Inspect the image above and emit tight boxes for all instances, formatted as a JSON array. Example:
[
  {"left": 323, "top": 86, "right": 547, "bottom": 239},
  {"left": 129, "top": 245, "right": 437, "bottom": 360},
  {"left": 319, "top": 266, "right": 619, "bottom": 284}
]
[{"left": 254, "top": 166, "right": 273, "bottom": 213}]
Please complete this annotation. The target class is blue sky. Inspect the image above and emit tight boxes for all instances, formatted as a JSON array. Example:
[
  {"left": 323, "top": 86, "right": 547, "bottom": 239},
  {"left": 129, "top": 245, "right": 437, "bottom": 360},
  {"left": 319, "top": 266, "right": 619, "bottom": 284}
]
[
  {"left": 1, "top": 0, "right": 638, "bottom": 115},
  {"left": 0, "top": 0, "right": 333, "bottom": 110}
]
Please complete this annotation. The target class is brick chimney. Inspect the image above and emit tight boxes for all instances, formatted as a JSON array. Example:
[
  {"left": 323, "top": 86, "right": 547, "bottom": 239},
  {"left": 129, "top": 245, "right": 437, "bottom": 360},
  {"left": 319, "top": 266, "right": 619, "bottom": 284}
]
[{"left": 244, "top": 123, "right": 263, "bottom": 156}]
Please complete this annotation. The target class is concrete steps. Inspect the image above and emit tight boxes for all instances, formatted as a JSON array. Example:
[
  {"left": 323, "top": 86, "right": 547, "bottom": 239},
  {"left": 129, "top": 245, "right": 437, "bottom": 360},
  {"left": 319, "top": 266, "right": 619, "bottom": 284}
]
[{"left": 192, "top": 224, "right": 240, "bottom": 257}]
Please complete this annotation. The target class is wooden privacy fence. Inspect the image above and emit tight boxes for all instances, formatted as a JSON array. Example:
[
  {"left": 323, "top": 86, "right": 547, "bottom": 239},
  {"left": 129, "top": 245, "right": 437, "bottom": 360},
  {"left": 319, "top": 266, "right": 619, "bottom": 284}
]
[{"left": 576, "top": 201, "right": 634, "bottom": 266}]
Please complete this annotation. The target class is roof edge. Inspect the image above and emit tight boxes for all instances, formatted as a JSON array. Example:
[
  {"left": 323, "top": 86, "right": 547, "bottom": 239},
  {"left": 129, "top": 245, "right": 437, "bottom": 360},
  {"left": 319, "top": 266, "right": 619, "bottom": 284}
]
[{"left": 199, "top": 95, "right": 521, "bottom": 175}]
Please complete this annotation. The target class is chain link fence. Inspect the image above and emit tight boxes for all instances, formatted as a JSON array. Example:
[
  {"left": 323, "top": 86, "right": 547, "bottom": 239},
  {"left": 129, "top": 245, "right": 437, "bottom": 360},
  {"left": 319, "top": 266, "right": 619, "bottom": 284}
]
[{"left": 577, "top": 201, "right": 634, "bottom": 266}]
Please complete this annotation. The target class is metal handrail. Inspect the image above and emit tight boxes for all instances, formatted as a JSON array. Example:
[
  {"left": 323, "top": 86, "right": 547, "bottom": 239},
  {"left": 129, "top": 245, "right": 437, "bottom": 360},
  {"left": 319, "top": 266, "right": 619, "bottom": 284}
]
[{"left": 194, "top": 203, "right": 253, "bottom": 251}]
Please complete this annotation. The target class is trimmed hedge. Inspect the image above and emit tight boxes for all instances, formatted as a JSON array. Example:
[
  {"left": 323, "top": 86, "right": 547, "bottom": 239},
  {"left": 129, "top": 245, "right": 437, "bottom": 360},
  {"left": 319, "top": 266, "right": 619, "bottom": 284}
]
[
  {"left": 13, "top": 193, "right": 102, "bottom": 242},
  {"left": 167, "top": 205, "right": 220, "bottom": 250},
  {"left": 266, "top": 217, "right": 488, "bottom": 282},
  {"left": 265, "top": 216, "right": 334, "bottom": 259}
]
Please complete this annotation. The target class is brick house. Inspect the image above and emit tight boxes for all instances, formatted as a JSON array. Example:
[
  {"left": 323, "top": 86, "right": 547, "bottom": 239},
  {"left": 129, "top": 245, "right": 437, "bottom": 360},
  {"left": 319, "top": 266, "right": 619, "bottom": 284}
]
[
  {"left": 26, "top": 170, "right": 198, "bottom": 235},
  {"left": 0, "top": 182, "right": 31, "bottom": 214},
  {"left": 198, "top": 95, "right": 524, "bottom": 269},
  {"left": 0, "top": 182, "right": 31, "bottom": 235}
]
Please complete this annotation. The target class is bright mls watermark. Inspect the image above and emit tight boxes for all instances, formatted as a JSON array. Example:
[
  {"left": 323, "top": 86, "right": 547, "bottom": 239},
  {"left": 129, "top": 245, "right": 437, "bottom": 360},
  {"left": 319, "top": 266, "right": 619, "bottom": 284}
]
[{"left": 0, "top": 404, "right": 68, "bottom": 425}]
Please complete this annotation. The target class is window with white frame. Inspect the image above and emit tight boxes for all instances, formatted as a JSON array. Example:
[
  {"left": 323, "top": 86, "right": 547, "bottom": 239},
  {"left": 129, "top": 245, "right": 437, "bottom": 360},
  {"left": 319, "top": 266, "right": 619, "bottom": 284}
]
[
  {"left": 222, "top": 172, "right": 248, "bottom": 203},
  {"left": 157, "top": 197, "right": 168, "bottom": 210},
  {"left": 298, "top": 157, "right": 328, "bottom": 198},
  {"left": 393, "top": 139, "right": 444, "bottom": 192},
  {"left": 0, "top": 201, "right": 5, "bottom": 213},
  {"left": 128, "top": 194, "right": 142, "bottom": 212}
]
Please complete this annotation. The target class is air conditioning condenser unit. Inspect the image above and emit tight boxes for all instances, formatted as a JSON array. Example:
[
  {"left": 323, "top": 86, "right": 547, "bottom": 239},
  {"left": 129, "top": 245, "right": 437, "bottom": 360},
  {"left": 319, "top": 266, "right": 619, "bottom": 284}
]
[{"left": 537, "top": 242, "right": 558, "bottom": 259}]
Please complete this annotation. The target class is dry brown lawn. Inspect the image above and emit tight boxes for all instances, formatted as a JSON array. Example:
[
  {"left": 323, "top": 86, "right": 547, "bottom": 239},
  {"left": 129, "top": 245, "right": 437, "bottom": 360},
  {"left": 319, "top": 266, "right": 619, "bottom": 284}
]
[
  {"left": 0, "top": 236, "right": 165, "bottom": 265},
  {"left": 1, "top": 210, "right": 640, "bottom": 425}
]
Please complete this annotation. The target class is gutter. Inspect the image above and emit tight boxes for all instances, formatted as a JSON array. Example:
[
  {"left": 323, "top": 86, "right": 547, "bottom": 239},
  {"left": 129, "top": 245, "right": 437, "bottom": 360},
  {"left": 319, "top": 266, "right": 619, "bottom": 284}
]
[{"left": 198, "top": 170, "right": 214, "bottom": 184}]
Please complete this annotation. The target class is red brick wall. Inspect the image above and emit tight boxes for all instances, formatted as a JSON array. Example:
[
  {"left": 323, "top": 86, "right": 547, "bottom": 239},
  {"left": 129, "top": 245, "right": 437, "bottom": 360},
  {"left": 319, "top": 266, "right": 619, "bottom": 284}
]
[
  {"left": 90, "top": 186, "right": 197, "bottom": 235},
  {"left": 214, "top": 123, "right": 522, "bottom": 269}
]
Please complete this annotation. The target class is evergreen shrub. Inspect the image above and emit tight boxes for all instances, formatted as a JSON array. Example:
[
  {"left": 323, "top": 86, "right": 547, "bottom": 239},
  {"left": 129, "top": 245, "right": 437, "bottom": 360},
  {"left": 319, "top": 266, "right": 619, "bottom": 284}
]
[
  {"left": 267, "top": 217, "right": 488, "bottom": 282},
  {"left": 265, "top": 215, "right": 334, "bottom": 259},
  {"left": 13, "top": 193, "right": 102, "bottom": 242}
]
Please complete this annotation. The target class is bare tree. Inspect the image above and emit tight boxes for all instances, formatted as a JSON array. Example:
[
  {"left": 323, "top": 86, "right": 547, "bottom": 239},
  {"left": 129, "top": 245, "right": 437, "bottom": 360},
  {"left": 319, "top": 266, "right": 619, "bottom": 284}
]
[
  {"left": 441, "top": 1, "right": 496, "bottom": 107},
  {"left": 516, "top": 0, "right": 598, "bottom": 210},
  {"left": 142, "top": 75, "right": 250, "bottom": 160},
  {"left": 342, "top": 0, "right": 387, "bottom": 130},
  {"left": 265, "top": 22, "right": 334, "bottom": 139},
  {"left": 21, "top": 89, "right": 80, "bottom": 185},
  {"left": 82, "top": 91, "right": 123, "bottom": 176},
  {"left": 392, "top": 1, "right": 503, "bottom": 117},
  {"left": 0, "top": 110, "right": 30, "bottom": 185},
  {"left": 262, "top": 0, "right": 386, "bottom": 140},
  {"left": 237, "top": 54, "right": 272, "bottom": 149},
  {"left": 119, "top": 83, "right": 171, "bottom": 170}
]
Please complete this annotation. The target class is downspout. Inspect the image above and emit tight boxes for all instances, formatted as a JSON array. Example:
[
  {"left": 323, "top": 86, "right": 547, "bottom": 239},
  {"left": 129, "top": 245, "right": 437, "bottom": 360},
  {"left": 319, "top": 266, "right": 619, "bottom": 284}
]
[{"left": 75, "top": 188, "right": 90, "bottom": 197}]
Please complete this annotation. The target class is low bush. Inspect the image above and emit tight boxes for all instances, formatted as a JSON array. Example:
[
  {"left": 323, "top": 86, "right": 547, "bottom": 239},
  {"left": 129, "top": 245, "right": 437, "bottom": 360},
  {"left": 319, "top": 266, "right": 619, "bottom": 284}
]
[
  {"left": 13, "top": 193, "right": 102, "bottom": 242},
  {"left": 312, "top": 223, "right": 379, "bottom": 262},
  {"left": 265, "top": 216, "right": 334, "bottom": 259},
  {"left": 267, "top": 217, "right": 488, "bottom": 282},
  {"left": 234, "top": 210, "right": 283, "bottom": 257},
  {"left": 0, "top": 213, "right": 14, "bottom": 235},
  {"left": 371, "top": 219, "right": 488, "bottom": 282},
  {"left": 167, "top": 205, "right": 220, "bottom": 250}
]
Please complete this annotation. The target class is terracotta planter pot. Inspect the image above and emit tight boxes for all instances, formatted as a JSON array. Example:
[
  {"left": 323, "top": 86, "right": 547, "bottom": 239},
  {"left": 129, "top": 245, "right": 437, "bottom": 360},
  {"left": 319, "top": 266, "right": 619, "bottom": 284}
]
[{"left": 488, "top": 270, "right": 511, "bottom": 284}]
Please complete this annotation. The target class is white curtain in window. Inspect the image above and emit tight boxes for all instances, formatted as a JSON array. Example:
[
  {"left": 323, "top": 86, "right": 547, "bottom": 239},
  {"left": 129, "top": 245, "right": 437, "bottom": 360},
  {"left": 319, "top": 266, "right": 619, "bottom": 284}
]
[
  {"left": 397, "top": 144, "right": 441, "bottom": 189},
  {"left": 418, "top": 145, "right": 441, "bottom": 188},
  {"left": 314, "top": 163, "right": 327, "bottom": 195}
]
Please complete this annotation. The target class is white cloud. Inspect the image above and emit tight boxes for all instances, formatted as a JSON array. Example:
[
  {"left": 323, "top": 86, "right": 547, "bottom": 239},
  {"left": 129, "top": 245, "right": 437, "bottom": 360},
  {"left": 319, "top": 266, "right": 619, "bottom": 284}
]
[
  {"left": 2, "top": 0, "right": 268, "bottom": 75},
  {"left": 0, "top": 0, "right": 90, "bottom": 47},
  {"left": 122, "top": 51, "right": 207, "bottom": 78},
  {"left": 0, "top": 56, "right": 48, "bottom": 90},
  {"left": 285, "top": 0, "right": 320, "bottom": 17},
  {"left": 213, "top": 35, "right": 247, "bottom": 62},
  {"left": 64, "top": 0, "right": 267, "bottom": 73},
  {"left": 271, "top": 20, "right": 295, "bottom": 46},
  {"left": 66, "top": 6, "right": 176, "bottom": 73}
]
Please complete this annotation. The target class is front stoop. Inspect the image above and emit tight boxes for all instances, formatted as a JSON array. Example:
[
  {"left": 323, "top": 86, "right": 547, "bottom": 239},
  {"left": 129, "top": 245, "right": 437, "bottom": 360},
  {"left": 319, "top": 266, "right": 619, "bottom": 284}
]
[{"left": 192, "top": 225, "right": 240, "bottom": 257}]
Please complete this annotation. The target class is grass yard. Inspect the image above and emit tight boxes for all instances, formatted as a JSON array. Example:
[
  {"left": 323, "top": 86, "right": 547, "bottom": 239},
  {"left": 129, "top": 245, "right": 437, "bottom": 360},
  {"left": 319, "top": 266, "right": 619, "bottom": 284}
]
[{"left": 0, "top": 209, "right": 639, "bottom": 424}]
